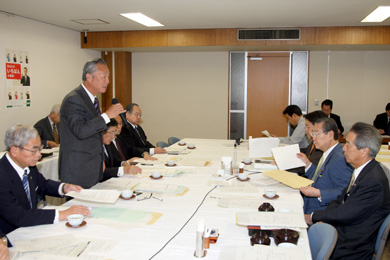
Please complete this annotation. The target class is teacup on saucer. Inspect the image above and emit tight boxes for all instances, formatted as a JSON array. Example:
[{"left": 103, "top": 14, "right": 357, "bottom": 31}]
[
  {"left": 121, "top": 190, "right": 133, "bottom": 199},
  {"left": 67, "top": 214, "right": 84, "bottom": 227},
  {"left": 152, "top": 171, "right": 161, "bottom": 178},
  {"left": 264, "top": 189, "right": 277, "bottom": 199}
]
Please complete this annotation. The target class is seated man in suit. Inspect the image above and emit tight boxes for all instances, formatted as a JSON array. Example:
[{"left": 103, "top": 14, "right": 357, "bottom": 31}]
[
  {"left": 34, "top": 104, "right": 61, "bottom": 148},
  {"left": 272, "top": 105, "right": 309, "bottom": 149},
  {"left": 102, "top": 119, "right": 142, "bottom": 181},
  {"left": 297, "top": 117, "right": 353, "bottom": 214},
  {"left": 373, "top": 102, "right": 390, "bottom": 135},
  {"left": 113, "top": 115, "right": 157, "bottom": 161},
  {"left": 305, "top": 123, "right": 390, "bottom": 260},
  {"left": 321, "top": 99, "right": 344, "bottom": 134},
  {"left": 0, "top": 124, "right": 90, "bottom": 235},
  {"left": 119, "top": 103, "right": 166, "bottom": 155}
]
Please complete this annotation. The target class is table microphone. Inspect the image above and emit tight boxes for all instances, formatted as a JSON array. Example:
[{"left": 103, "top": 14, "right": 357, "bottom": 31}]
[{"left": 112, "top": 98, "right": 130, "bottom": 128}]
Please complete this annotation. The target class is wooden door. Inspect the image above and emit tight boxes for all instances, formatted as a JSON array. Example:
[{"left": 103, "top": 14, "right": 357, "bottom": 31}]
[{"left": 247, "top": 53, "right": 290, "bottom": 137}]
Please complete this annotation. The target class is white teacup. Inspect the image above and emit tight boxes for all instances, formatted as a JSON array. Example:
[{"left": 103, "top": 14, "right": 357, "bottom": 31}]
[
  {"left": 216, "top": 169, "right": 225, "bottom": 178},
  {"left": 167, "top": 160, "right": 175, "bottom": 166},
  {"left": 265, "top": 189, "right": 277, "bottom": 198},
  {"left": 67, "top": 214, "right": 84, "bottom": 227},
  {"left": 238, "top": 172, "right": 248, "bottom": 180},
  {"left": 243, "top": 158, "right": 251, "bottom": 164},
  {"left": 187, "top": 143, "right": 195, "bottom": 149},
  {"left": 179, "top": 140, "right": 185, "bottom": 145},
  {"left": 121, "top": 190, "right": 133, "bottom": 199},
  {"left": 152, "top": 171, "right": 161, "bottom": 178}
]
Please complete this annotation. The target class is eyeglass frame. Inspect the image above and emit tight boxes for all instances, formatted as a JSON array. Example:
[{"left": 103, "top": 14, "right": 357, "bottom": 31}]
[
  {"left": 19, "top": 144, "right": 44, "bottom": 155},
  {"left": 310, "top": 130, "right": 328, "bottom": 138}
]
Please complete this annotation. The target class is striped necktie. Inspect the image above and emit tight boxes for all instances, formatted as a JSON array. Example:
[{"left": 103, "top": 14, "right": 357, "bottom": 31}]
[
  {"left": 311, "top": 155, "right": 324, "bottom": 181},
  {"left": 134, "top": 126, "right": 146, "bottom": 146},
  {"left": 23, "top": 169, "right": 33, "bottom": 208},
  {"left": 52, "top": 123, "right": 59, "bottom": 144},
  {"left": 342, "top": 170, "right": 356, "bottom": 204},
  {"left": 94, "top": 98, "right": 101, "bottom": 116}
]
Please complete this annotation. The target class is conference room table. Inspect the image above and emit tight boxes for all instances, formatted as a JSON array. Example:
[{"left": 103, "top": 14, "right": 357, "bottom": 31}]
[{"left": 8, "top": 138, "right": 313, "bottom": 260}]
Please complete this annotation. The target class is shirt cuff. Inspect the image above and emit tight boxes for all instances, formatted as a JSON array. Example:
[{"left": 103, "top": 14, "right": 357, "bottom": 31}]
[
  {"left": 58, "top": 183, "right": 65, "bottom": 196},
  {"left": 305, "top": 163, "right": 312, "bottom": 172},
  {"left": 149, "top": 148, "right": 155, "bottom": 156},
  {"left": 101, "top": 113, "right": 110, "bottom": 124},
  {"left": 54, "top": 209, "right": 59, "bottom": 223},
  {"left": 117, "top": 167, "right": 124, "bottom": 176}
]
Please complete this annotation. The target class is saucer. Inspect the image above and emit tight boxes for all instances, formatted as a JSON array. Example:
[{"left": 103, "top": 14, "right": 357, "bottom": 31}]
[
  {"left": 278, "top": 242, "right": 297, "bottom": 248},
  {"left": 187, "top": 146, "right": 196, "bottom": 149},
  {"left": 178, "top": 143, "right": 187, "bottom": 146},
  {"left": 165, "top": 163, "right": 177, "bottom": 167},
  {"left": 66, "top": 220, "right": 87, "bottom": 228},
  {"left": 150, "top": 175, "right": 163, "bottom": 180},
  {"left": 242, "top": 161, "right": 252, "bottom": 165},
  {"left": 263, "top": 194, "right": 279, "bottom": 200},
  {"left": 120, "top": 194, "right": 136, "bottom": 200},
  {"left": 237, "top": 177, "right": 250, "bottom": 182}
]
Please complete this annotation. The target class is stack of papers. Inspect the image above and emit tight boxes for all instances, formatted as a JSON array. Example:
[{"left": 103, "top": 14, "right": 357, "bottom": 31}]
[
  {"left": 236, "top": 212, "right": 307, "bottom": 229},
  {"left": 66, "top": 189, "right": 121, "bottom": 204},
  {"left": 263, "top": 170, "right": 313, "bottom": 189}
]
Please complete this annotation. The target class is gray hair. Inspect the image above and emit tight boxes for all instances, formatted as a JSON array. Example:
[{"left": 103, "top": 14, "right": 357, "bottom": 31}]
[
  {"left": 4, "top": 124, "right": 38, "bottom": 151},
  {"left": 82, "top": 58, "right": 107, "bottom": 81},
  {"left": 349, "top": 122, "right": 382, "bottom": 158},
  {"left": 50, "top": 104, "right": 61, "bottom": 114},
  {"left": 125, "top": 103, "right": 139, "bottom": 114}
]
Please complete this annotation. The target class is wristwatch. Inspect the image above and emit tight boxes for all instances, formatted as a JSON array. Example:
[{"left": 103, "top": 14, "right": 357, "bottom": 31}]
[{"left": 142, "top": 152, "right": 149, "bottom": 158}]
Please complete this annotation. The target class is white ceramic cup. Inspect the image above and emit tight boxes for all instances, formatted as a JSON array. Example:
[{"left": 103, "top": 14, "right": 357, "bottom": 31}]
[
  {"left": 265, "top": 189, "right": 277, "bottom": 198},
  {"left": 167, "top": 160, "right": 175, "bottom": 166},
  {"left": 243, "top": 158, "right": 251, "bottom": 164},
  {"left": 187, "top": 143, "right": 195, "bottom": 148},
  {"left": 216, "top": 169, "right": 225, "bottom": 177},
  {"left": 238, "top": 172, "right": 248, "bottom": 180},
  {"left": 67, "top": 214, "right": 84, "bottom": 226},
  {"left": 152, "top": 171, "right": 161, "bottom": 178},
  {"left": 121, "top": 190, "right": 133, "bottom": 199},
  {"left": 179, "top": 140, "right": 185, "bottom": 145}
]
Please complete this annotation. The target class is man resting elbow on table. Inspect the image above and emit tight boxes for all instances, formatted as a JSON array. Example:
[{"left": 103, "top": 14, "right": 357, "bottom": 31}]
[{"left": 0, "top": 125, "right": 90, "bottom": 235}]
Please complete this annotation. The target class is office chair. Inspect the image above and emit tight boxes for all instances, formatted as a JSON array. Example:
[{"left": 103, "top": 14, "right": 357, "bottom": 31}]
[
  {"left": 156, "top": 141, "right": 169, "bottom": 148},
  {"left": 373, "top": 213, "right": 390, "bottom": 260},
  {"left": 308, "top": 223, "right": 338, "bottom": 260},
  {"left": 168, "top": 137, "right": 180, "bottom": 145}
]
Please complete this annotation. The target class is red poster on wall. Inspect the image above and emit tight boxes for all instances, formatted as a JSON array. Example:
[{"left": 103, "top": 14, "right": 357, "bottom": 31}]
[{"left": 6, "top": 63, "right": 21, "bottom": 79}]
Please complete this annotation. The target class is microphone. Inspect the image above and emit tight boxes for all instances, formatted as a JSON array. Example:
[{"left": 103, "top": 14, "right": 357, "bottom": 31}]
[{"left": 112, "top": 98, "right": 130, "bottom": 128}]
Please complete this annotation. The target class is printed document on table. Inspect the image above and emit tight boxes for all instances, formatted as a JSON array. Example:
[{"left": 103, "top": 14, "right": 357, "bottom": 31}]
[
  {"left": 91, "top": 178, "right": 138, "bottom": 191},
  {"left": 272, "top": 144, "right": 305, "bottom": 170},
  {"left": 219, "top": 245, "right": 306, "bottom": 260},
  {"left": 66, "top": 189, "right": 121, "bottom": 204},
  {"left": 236, "top": 212, "right": 307, "bottom": 228},
  {"left": 263, "top": 170, "right": 313, "bottom": 189},
  {"left": 133, "top": 182, "right": 188, "bottom": 194}
]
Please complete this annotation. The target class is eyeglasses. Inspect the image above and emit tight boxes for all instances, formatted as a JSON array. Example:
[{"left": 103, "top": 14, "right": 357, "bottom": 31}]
[
  {"left": 20, "top": 145, "right": 43, "bottom": 155},
  {"left": 132, "top": 113, "right": 142, "bottom": 118},
  {"left": 106, "top": 130, "right": 118, "bottom": 136},
  {"left": 310, "top": 131, "right": 328, "bottom": 138}
]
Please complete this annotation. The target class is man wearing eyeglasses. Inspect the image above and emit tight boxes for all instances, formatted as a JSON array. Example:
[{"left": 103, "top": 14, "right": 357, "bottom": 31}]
[
  {"left": 119, "top": 103, "right": 166, "bottom": 156},
  {"left": 305, "top": 123, "right": 390, "bottom": 259},
  {"left": 0, "top": 125, "right": 90, "bottom": 235},
  {"left": 297, "top": 117, "right": 353, "bottom": 214}
]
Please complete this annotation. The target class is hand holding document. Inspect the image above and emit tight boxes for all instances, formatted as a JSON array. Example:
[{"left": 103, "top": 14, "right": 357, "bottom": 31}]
[
  {"left": 271, "top": 144, "right": 305, "bottom": 170},
  {"left": 66, "top": 189, "right": 121, "bottom": 204}
]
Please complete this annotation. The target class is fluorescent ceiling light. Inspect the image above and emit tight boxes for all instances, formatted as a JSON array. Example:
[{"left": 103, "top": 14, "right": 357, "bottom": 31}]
[
  {"left": 120, "top": 13, "right": 164, "bottom": 27},
  {"left": 361, "top": 6, "right": 390, "bottom": 22}
]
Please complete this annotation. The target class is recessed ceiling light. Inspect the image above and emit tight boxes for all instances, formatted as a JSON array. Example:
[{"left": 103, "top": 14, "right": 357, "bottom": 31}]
[
  {"left": 120, "top": 13, "right": 164, "bottom": 27},
  {"left": 361, "top": 6, "right": 390, "bottom": 22}
]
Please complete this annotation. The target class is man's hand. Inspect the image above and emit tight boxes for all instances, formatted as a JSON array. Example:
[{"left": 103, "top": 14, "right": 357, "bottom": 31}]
[
  {"left": 59, "top": 205, "right": 90, "bottom": 221},
  {"left": 124, "top": 165, "right": 142, "bottom": 175},
  {"left": 379, "top": 129, "right": 385, "bottom": 135},
  {"left": 296, "top": 153, "right": 311, "bottom": 168},
  {"left": 47, "top": 141, "right": 59, "bottom": 148},
  {"left": 144, "top": 154, "right": 158, "bottom": 161},
  {"left": 304, "top": 214, "right": 313, "bottom": 225},
  {"left": 0, "top": 237, "right": 9, "bottom": 260},
  {"left": 300, "top": 186, "right": 321, "bottom": 198},
  {"left": 105, "top": 103, "right": 126, "bottom": 119},
  {"left": 63, "top": 183, "right": 83, "bottom": 194},
  {"left": 154, "top": 147, "right": 166, "bottom": 154}
]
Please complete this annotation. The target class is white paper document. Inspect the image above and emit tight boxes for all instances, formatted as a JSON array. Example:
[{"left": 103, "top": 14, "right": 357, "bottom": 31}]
[
  {"left": 91, "top": 178, "right": 138, "bottom": 191},
  {"left": 249, "top": 137, "right": 280, "bottom": 158},
  {"left": 236, "top": 212, "right": 307, "bottom": 228},
  {"left": 219, "top": 245, "right": 306, "bottom": 260},
  {"left": 66, "top": 189, "right": 121, "bottom": 204},
  {"left": 272, "top": 144, "right": 305, "bottom": 170}
]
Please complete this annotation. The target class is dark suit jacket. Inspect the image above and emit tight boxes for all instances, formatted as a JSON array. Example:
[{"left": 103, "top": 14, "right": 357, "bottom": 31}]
[
  {"left": 115, "top": 135, "right": 144, "bottom": 159},
  {"left": 373, "top": 112, "right": 390, "bottom": 135},
  {"left": 59, "top": 85, "right": 107, "bottom": 188},
  {"left": 34, "top": 117, "right": 60, "bottom": 146},
  {"left": 312, "top": 159, "right": 390, "bottom": 260},
  {"left": 0, "top": 155, "right": 61, "bottom": 234},
  {"left": 20, "top": 75, "right": 30, "bottom": 86},
  {"left": 304, "top": 143, "right": 353, "bottom": 214},
  {"left": 330, "top": 113, "right": 344, "bottom": 134},
  {"left": 102, "top": 143, "right": 124, "bottom": 181},
  {"left": 119, "top": 124, "right": 155, "bottom": 153}
]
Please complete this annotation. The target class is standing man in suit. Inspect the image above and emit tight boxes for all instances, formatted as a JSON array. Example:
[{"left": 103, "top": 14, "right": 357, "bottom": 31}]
[
  {"left": 297, "top": 117, "right": 353, "bottom": 214},
  {"left": 34, "top": 104, "right": 61, "bottom": 148},
  {"left": 120, "top": 103, "right": 166, "bottom": 155},
  {"left": 321, "top": 99, "right": 344, "bottom": 134},
  {"left": 20, "top": 67, "right": 30, "bottom": 86},
  {"left": 59, "top": 58, "right": 125, "bottom": 188},
  {"left": 0, "top": 125, "right": 90, "bottom": 235},
  {"left": 373, "top": 102, "right": 390, "bottom": 135},
  {"left": 305, "top": 122, "right": 390, "bottom": 260}
]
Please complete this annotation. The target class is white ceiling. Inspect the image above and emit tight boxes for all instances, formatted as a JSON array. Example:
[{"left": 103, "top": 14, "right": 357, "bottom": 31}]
[{"left": 1, "top": 0, "right": 390, "bottom": 32}]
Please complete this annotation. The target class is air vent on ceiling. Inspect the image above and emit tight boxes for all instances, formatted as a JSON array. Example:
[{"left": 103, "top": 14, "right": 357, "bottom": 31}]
[
  {"left": 71, "top": 19, "right": 109, "bottom": 25},
  {"left": 238, "top": 29, "right": 300, "bottom": 40}
]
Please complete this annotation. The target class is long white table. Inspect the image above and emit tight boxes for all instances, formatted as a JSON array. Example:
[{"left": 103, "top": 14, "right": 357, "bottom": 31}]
[{"left": 8, "top": 138, "right": 312, "bottom": 260}]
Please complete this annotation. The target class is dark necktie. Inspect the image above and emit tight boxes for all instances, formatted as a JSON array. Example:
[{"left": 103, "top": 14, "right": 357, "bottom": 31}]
[
  {"left": 115, "top": 140, "right": 127, "bottom": 161},
  {"left": 134, "top": 126, "right": 146, "bottom": 146},
  {"left": 23, "top": 169, "right": 32, "bottom": 208},
  {"left": 52, "top": 123, "right": 59, "bottom": 144},
  {"left": 94, "top": 98, "right": 101, "bottom": 116}
]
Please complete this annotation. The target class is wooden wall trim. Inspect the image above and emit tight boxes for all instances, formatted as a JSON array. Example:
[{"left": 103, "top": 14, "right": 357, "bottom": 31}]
[{"left": 82, "top": 26, "right": 390, "bottom": 49}]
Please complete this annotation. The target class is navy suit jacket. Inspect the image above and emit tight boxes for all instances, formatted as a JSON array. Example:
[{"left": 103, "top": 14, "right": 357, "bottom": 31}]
[
  {"left": 304, "top": 143, "right": 353, "bottom": 214},
  {"left": 373, "top": 112, "right": 390, "bottom": 135},
  {"left": 59, "top": 85, "right": 107, "bottom": 188},
  {"left": 312, "top": 159, "right": 390, "bottom": 260},
  {"left": 330, "top": 113, "right": 344, "bottom": 134},
  {"left": 34, "top": 117, "right": 60, "bottom": 146},
  {"left": 119, "top": 124, "right": 155, "bottom": 153},
  {"left": 0, "top": 155, "right": 61, "bottom": 234}
]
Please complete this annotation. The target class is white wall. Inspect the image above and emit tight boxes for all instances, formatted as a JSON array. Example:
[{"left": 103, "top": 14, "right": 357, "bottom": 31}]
[
  {"left": 309, "top": 51, "right": 390, "bottom": 134},
  {"left": 132, "top": 52, "right": 229, "bottom": 146},
  {"left": 0, "top": 14, "right": 100, "bottom": 151}
]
